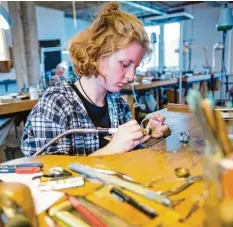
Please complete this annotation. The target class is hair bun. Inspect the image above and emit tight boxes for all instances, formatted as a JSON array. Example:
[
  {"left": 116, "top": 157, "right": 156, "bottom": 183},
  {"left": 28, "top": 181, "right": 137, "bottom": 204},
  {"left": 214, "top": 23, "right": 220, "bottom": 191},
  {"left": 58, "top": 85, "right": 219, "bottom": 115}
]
[{"left": 100, "top": 2, "right": 120, "bottom": 16}]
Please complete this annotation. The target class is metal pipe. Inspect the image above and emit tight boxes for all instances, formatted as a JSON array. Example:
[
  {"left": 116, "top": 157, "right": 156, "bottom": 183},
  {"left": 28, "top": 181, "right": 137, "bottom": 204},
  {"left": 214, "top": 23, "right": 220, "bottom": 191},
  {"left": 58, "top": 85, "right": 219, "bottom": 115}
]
[
  {"left": 179, "top": 21, "right": 184, "bottom": 104},
  {"left": 72, "top": 1, "right": 77, "bottom": 28},
  {"left": 227, "top": 29, "right": 232, "bottom": 73},
  {"left": 33, "top": 126, "right": 153, "bottom": 156},
  {"left": 212, "top": 47, "right": 216, "bottom": 71},
  {"left": 212, "top": 42, "right": 224, "bottom": 71}
]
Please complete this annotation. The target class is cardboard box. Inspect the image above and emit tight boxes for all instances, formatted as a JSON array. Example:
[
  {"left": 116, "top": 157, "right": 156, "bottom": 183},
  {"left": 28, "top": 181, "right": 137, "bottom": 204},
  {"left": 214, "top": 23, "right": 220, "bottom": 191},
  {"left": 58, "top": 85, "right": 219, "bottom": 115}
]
[{"left": 0, "top": 60, "right": 12, "bottom": 73}]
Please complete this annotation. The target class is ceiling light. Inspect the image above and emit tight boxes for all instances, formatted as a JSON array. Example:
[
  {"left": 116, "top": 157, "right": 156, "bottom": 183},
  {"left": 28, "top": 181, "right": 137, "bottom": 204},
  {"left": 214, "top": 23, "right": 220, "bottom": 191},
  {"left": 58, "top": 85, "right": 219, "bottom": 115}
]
[
  {"left": 0, "top": 4, "right": 11, "bottom": 30},
  {"left": 146, "top": 12, "right": 194, "bottom": 25}
]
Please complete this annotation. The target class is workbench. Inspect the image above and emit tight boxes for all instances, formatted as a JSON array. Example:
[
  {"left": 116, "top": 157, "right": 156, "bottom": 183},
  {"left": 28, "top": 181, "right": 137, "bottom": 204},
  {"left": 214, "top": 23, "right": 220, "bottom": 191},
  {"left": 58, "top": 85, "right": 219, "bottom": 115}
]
[
  {"left": 4, "top": 109, "right": 206, "bottom": 227},
  {"left": 121, "top": 79, "right": 178, "bottom": 118}
]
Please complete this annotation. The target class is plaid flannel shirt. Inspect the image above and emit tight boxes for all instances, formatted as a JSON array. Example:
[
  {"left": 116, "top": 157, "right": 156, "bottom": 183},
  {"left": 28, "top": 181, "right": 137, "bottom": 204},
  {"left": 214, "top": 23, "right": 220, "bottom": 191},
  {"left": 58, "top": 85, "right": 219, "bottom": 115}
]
[{"left": 21, "top": 81, "right": 132, "bottom": 156}]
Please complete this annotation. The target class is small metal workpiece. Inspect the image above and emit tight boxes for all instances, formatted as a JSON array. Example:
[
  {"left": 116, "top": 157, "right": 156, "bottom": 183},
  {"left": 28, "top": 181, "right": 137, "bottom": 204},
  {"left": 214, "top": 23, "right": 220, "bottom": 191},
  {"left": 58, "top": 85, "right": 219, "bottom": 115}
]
[
  {"left": 175, "top": 167, "right": 190, "bottom": 178},
  {"left": 49, "top": 167, "right": 64, "bottom": 175},
  {"left": 178, "top": 131, "right": 190, "bottom": 143},
  {"left": 32, "top": 167, "right": 72, "bottom": 180},
  {"left": 144, "top": 127, "right": 152, "bottom": 136},
  {"left": 157, "top": 175, "right": 203, "bottom": 196}
]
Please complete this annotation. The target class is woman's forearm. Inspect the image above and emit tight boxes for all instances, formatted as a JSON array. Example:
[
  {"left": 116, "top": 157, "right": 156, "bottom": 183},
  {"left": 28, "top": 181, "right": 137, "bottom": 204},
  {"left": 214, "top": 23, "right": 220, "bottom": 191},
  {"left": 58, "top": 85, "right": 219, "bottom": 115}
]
[{"left": 90, "top": 144, "right": 116, "bottom": 156}]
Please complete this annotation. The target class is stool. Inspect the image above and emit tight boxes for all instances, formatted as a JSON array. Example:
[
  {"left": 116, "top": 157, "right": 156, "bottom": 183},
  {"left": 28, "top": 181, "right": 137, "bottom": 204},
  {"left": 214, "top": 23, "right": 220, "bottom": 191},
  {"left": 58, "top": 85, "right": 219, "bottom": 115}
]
[{"left": 3, "top": 145, "right": 20, "bottom": 161}]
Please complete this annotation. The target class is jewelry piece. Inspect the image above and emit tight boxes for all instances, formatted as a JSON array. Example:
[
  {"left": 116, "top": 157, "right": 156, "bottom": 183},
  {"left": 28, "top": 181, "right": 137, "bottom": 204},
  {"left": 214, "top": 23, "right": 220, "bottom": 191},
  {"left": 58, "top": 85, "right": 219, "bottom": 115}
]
[
  {"left": 144, "top": 127, "right": 152, "bottom": 136},
  {"left": 178, "top": 131, "right": 190, "bottom": 143},
  {"left": 79, "top": 79, "right": 96, "bottom": 106}
]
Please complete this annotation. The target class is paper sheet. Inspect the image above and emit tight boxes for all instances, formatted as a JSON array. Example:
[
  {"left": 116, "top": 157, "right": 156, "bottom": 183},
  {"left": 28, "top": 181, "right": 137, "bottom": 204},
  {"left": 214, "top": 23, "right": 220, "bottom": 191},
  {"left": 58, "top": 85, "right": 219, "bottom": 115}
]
[{"left": 0, "top": 172, "right": 64, "bottom": 214}]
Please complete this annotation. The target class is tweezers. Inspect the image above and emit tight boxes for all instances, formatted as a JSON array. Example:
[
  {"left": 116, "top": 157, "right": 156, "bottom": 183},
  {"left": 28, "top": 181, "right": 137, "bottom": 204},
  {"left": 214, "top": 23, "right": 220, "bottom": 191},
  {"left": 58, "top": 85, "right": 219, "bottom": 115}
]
[
  {"left": 92, "top": 168, "right": 135, "bottom": 182},
  {"left": 159, "top": 175, "right": 203, "bottom": 196}
]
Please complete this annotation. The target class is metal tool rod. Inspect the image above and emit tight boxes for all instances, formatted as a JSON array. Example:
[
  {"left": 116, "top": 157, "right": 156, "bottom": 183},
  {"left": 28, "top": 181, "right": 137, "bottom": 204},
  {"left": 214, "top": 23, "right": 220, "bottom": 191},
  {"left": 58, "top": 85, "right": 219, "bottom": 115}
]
[
  {"left": 69, "top": 163, "right": 172, "bottom": 208},
  {"left": 33, "top": 128, "right": 117, "bottom": 156},
  {"left": 33, "top": 126, "right": 152, "bottom": 157}
]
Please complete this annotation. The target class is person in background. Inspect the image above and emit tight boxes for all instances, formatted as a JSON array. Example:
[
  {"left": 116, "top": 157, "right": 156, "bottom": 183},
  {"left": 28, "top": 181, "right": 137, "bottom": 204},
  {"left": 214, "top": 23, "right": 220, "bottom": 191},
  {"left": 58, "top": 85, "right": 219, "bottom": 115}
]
[
  {"left": 21, "top": 2, "right": 169, "bottom": 157},
  {"left": 47, "top": 61, "right": 69, "bottom": 86}
]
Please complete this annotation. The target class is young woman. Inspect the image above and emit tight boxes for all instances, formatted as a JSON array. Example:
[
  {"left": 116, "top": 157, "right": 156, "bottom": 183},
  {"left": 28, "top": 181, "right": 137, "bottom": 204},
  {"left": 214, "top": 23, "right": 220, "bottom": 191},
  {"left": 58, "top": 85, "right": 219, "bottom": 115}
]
[{"left": 21, "top": 2, "right": 168, "bottom": 156}]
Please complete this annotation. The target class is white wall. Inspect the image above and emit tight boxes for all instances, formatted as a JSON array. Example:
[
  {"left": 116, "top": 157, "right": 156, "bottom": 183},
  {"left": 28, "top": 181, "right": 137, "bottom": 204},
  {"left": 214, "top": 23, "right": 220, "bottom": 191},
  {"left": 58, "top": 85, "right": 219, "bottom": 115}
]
[
  {"left": 36, "top": 6, "right": 66, "bottom": 46},
  {"left": 65, "top": 17, "right": 90, "bottom": 44},
  {"left": 36, "top": 7, "right": 91, "bottom": 63},
  {"left": 63, "top": 17, "right": 90, "bottom": 63},
  {"left": 183, "top": 3, "right": 233, "bottom": 74},
  {"left": 36, "top": 6, "right": 91, "bottom": 48}
]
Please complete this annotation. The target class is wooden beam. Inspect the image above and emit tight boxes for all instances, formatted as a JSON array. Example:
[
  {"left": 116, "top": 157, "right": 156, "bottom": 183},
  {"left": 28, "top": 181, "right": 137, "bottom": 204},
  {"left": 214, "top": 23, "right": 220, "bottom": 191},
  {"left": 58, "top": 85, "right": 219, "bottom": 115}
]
[
  {"left": 8, "top": 2, "right": 29, "bottom": 89},
  {"left": 8, "top": 2, "right": 40, "bottom": 89},
  {"left": 21, "top": 2, "right": 40, "bottom": 86}
]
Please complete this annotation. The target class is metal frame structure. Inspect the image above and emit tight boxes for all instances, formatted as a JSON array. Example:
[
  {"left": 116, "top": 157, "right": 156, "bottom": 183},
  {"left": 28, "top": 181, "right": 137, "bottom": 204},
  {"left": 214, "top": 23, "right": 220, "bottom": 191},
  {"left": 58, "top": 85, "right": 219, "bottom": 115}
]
[
  {"left": 179, "top": 21, "right": 184, "bottom": 104},
  {"left": 40, "top": 47, "right": 62, "bottom": 75}
]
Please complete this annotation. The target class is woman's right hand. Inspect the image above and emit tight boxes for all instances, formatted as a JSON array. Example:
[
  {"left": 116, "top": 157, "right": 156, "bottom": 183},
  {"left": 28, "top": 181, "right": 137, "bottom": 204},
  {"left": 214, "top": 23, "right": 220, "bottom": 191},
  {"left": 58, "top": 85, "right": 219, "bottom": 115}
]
[{"left": 106, "top": 120, "right": 150, "bottom": 154}]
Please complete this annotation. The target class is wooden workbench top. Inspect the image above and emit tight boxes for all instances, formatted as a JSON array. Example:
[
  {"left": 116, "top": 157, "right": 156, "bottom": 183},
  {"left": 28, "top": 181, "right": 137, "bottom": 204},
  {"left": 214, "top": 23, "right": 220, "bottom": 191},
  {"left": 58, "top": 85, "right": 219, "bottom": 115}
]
[
  {"left": 0, "top": 99, "right": 37, "bottom": 116},
  {"left": 122, "top": 79, "right": 178, "bottom": 91},
  {"left": 4, "top": 109, "right": 206, "bottom": 227}
]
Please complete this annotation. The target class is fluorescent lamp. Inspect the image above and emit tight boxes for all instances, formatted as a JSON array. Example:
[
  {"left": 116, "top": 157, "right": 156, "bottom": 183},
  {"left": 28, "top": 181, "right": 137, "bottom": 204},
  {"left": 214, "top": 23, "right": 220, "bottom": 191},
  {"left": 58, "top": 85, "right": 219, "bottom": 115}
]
[
  {"left": 146, "top": 12, "right": 194, "bottom": 25},
  {"left": 0, "top": 4, "right": 11, "bottom": 30}
]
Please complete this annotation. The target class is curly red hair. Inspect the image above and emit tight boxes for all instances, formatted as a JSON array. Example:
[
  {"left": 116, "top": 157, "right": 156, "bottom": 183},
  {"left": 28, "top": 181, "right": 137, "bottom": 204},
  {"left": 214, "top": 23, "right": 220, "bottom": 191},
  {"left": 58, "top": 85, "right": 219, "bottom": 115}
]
[{"left": 69, "top": 2, "right": 151, "bottom": 77}]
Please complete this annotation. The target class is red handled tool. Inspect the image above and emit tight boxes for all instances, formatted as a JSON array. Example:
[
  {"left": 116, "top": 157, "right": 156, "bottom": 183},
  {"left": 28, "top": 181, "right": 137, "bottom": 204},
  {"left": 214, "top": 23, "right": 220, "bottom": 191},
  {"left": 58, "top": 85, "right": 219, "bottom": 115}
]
[
  {"left": 15, "top": 167, "right": 41, "bottom": 174},
  {"left": 66, "top": 194, "right": 107, "bottom": 227}
]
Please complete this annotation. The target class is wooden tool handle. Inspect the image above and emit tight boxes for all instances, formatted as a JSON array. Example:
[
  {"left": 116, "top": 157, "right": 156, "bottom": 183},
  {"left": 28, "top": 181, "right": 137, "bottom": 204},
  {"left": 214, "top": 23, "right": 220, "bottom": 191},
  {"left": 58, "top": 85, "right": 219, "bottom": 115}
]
[
  {"left": 201, "top": 98, "right": 233, "bottom": 157},
  {"left": 215, "top": 110, "right": 233, "bottom": 157},
  {"left": 201, "top": 99, "right": 216, "bottom": 134}
]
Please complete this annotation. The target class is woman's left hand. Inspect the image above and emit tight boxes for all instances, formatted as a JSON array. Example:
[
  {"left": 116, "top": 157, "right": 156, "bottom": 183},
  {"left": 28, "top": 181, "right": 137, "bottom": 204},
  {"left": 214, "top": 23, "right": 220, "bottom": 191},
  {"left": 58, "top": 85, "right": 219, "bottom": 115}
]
[{"left": 145, "top": 113, "right": 170, "bottom": 138}]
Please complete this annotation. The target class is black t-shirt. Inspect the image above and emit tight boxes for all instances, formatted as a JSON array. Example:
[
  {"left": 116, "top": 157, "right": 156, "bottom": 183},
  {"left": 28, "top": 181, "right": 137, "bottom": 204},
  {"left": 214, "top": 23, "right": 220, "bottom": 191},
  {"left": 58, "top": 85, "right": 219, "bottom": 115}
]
[{"left": 70, "top": 83, "right": 110, "bottom": 148}]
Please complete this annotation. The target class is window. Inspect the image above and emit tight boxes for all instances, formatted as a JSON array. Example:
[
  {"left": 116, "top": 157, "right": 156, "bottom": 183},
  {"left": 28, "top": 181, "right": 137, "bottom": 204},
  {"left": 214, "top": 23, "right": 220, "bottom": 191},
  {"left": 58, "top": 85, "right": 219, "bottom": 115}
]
[
  {"left": 137, "top": 25, "right": 160, "bottom": 72},
  {"left": 164, "top": 22, "right": 180, "bottom": 70}
]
